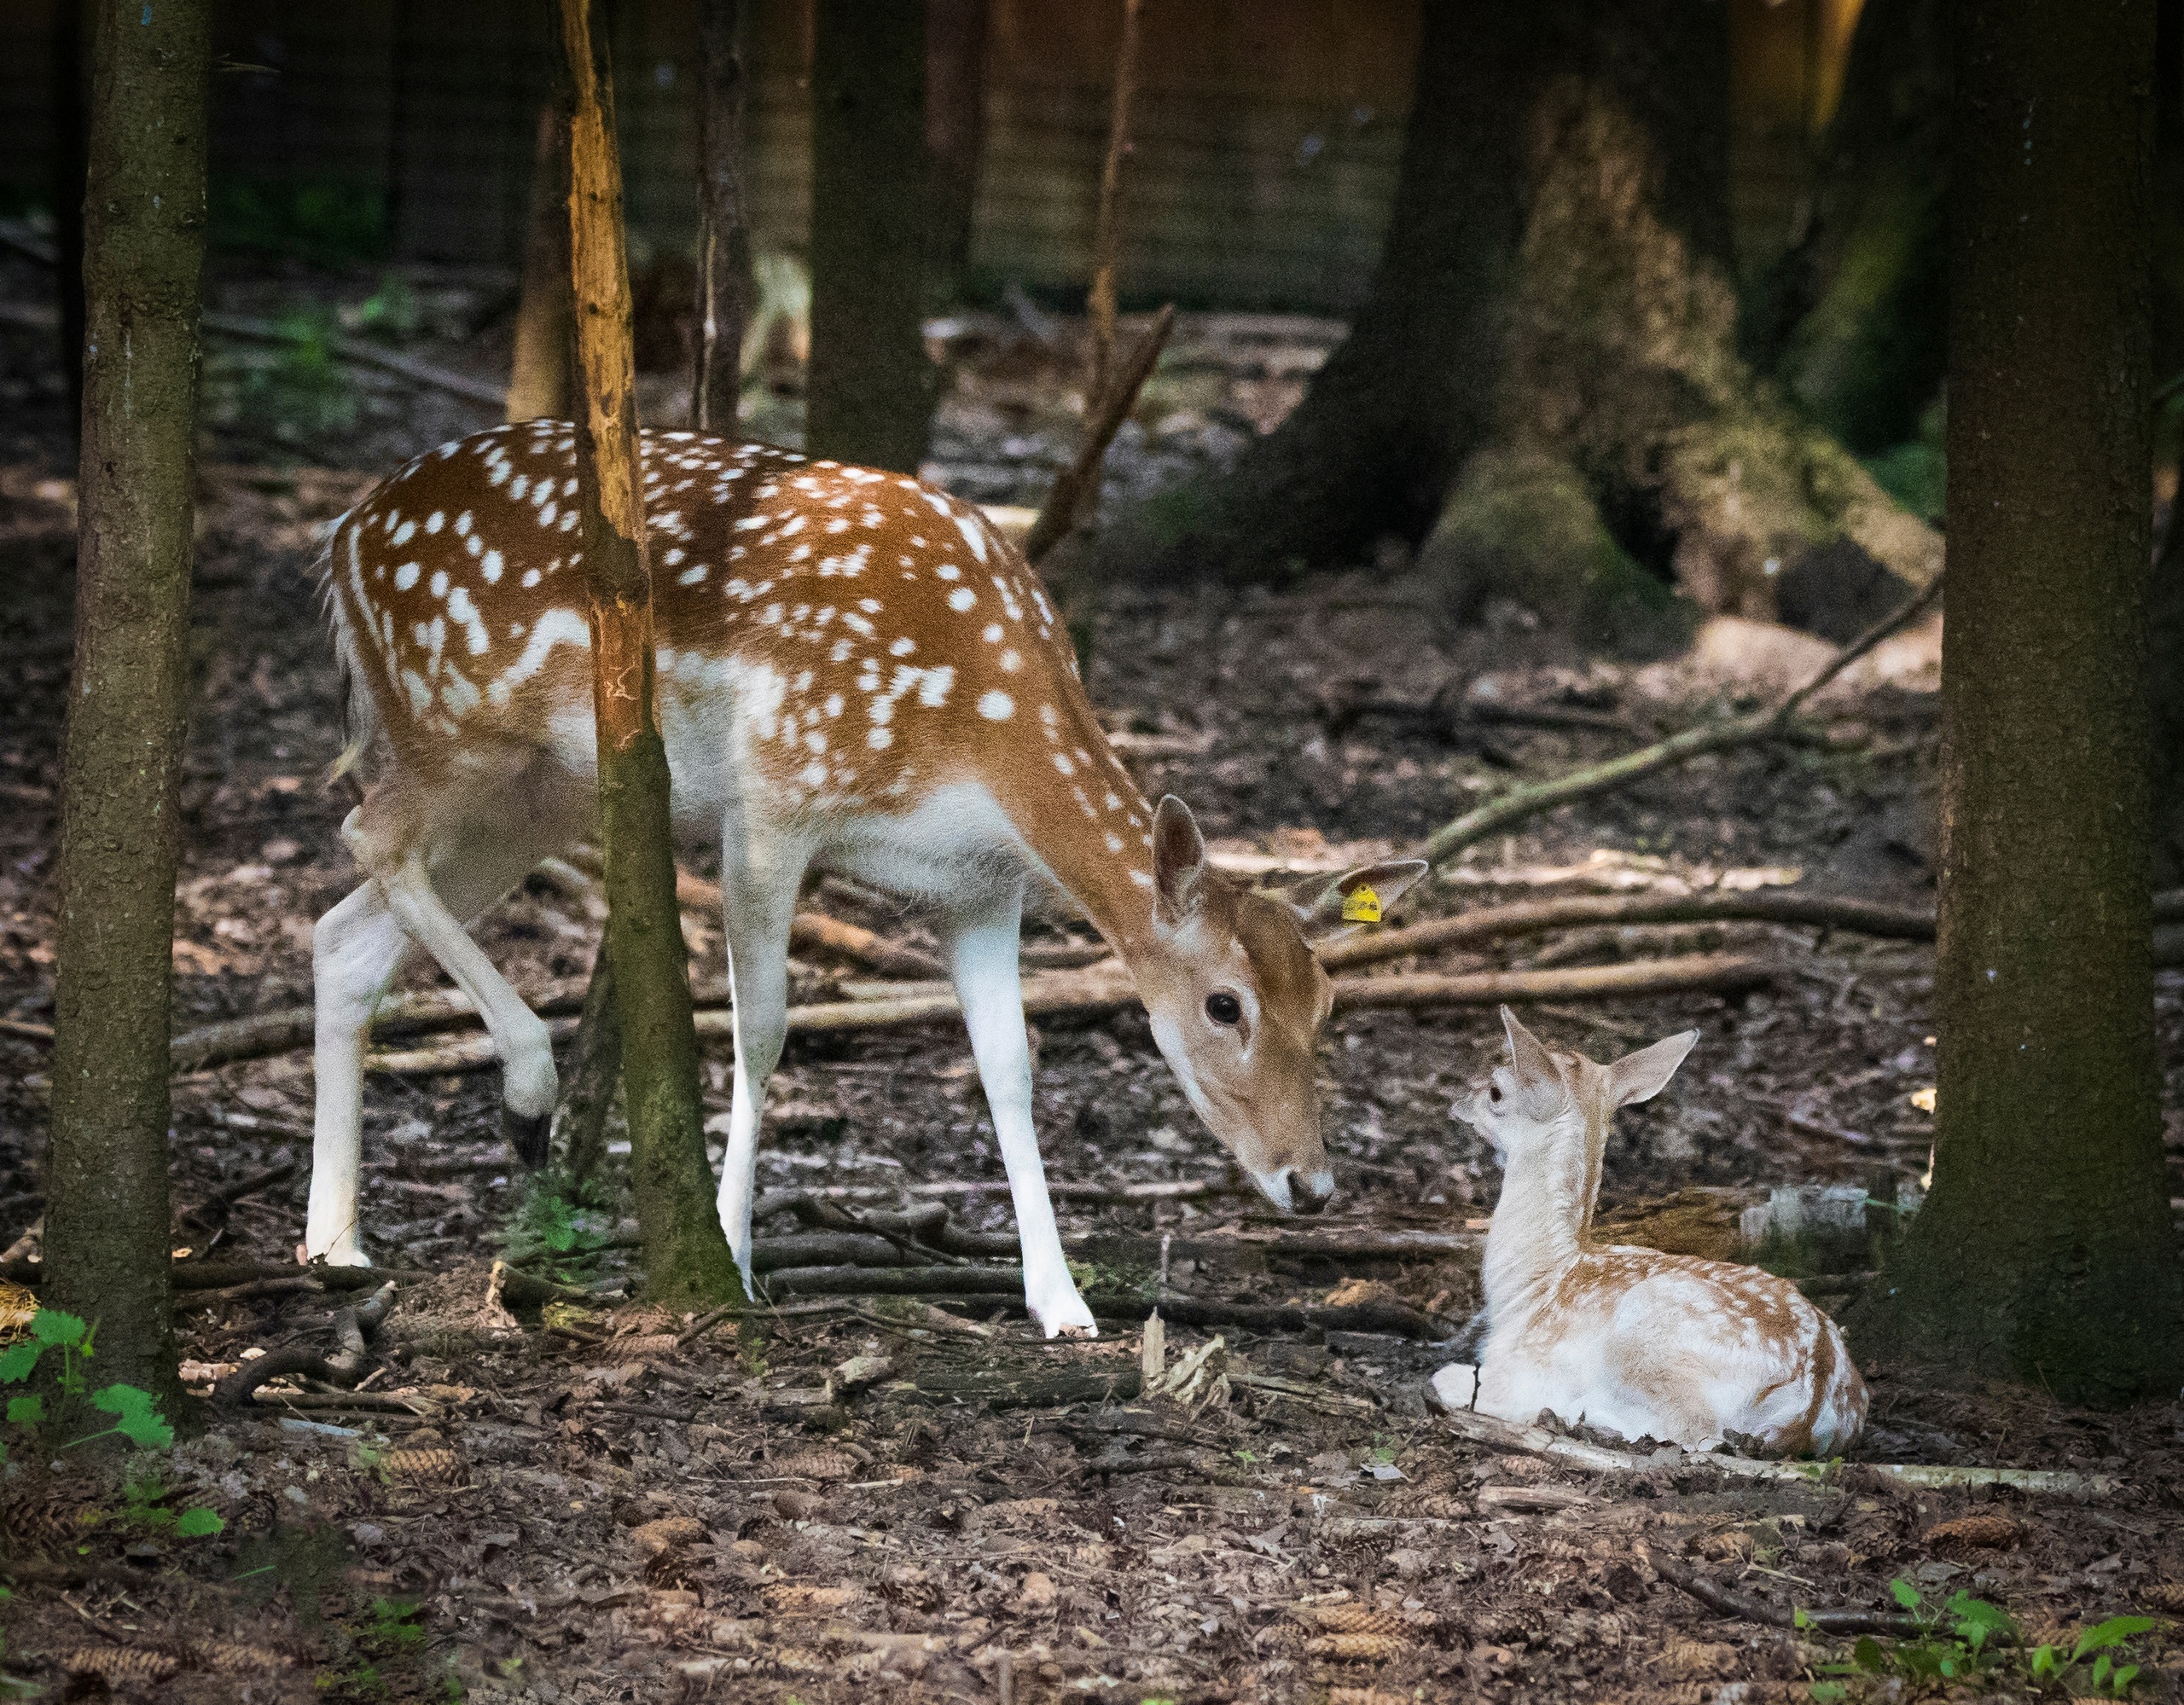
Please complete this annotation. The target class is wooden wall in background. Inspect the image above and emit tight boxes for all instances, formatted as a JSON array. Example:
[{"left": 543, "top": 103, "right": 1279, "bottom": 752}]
[{"left": 0, "top": 0, "right": 1862, "bottom": 311}]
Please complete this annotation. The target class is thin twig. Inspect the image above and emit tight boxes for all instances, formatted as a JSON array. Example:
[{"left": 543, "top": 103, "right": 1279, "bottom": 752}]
[
  {"left": 1085, "top": 0, "right": 1145, "bottom": 408},
  {"left": 1653, "top": 1558, "right": 1935, "bottom": 1638},
  {"left": 1024, "top": 303, "right": 1176, "bottom": 564}
]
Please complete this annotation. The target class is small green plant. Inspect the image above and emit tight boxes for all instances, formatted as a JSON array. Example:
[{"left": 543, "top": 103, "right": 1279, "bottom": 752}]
[
  {"left": 1806, "top": 1579, "right": 2155, "bottom": 1698},
  {"left": 1, "top": 1309, "right": 222, "bottom": 1534},
  {"left": 2027, "top": 1616, "right": 2158, "bottom": 1697},
  {"left": 500, "top": 1171, "right": 615, "bottom": 1283}
]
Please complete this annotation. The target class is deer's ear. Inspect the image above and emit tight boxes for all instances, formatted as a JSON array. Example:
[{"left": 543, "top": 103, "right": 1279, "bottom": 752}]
[
  {"left": 1499, "top": 1004, "right": 1565, "bottom": 1116},
  {"left": 1296, "top": 859, "right": 1429, "bottom": 942},
  {"left": 1607, "top": 1029, "right": 1698, "bottom": 1108},
  {"left": 1151, "top": 795, "right": 1209, "bottom": 927}
]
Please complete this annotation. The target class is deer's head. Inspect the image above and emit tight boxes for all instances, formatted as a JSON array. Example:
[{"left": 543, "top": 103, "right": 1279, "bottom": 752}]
[
  {"left": 1130, "top": 796, "right": 1425, "bottom": 1213},
  {"left": 1462, "top": 1006, "right": 1697, "bottom": 1212}
]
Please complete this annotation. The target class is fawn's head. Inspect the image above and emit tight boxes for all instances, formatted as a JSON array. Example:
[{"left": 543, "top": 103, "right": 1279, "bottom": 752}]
[
  {"left": 1463, "top": 1006, "right": 1697, "bottom": 1184},
  {"left": 1131, "top": 796, "right": 1425, "bottom": 1213}
]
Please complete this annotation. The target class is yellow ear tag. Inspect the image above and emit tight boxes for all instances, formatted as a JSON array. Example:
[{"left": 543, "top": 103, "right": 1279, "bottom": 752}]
[{"left": 1340, "top": 884, "right": 1382, "bottom": 925}]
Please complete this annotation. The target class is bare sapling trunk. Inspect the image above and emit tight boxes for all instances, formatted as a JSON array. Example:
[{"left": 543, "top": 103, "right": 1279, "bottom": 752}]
[
  {"left": 508, "top": 101, "right": 574, "bottom": 423},
  {"left": 1084, "top": 0, "right": 1142, "bottom": 411},
  {"left": 558, "top": 0, "right": 744, "bottom": 1308},
  {"left": 1847, "top": 0, "right": 2184, "bottom": 1402},
  {"left": 44, "top": 0, "right": 212, "bottom": 1408},
  {"left": 807, "top": 0, "right": 933, "bottom": 472},
  {"left": 693, "top": 0, "right": 752, "bottom": 432}
]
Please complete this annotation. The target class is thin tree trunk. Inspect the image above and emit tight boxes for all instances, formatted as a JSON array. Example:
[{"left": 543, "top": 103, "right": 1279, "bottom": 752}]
[
  {"left": 554, "top": 937, "right": 622, "bottom": 1192},
  {"left": 807, "top": 0, "right": 932, "bottom": 473},
  {"left": 507, "top": 101, "right": 573, "bottom": 424},
  {"left": 557, "top": 0, "right": 743, "bottom": 1310},
  {"left": 693, "top": 0, "right": 752, "bottom": 432},
  {"left": 1084, "top": 0, "right": 1142, "bottom": 409},
  {"left": 924, "top": 0, "right": 990, "bottom": 305},
  {"left": 53, "top": 0, "right": 90, "bottom": 452},
  {"left": 1848, "top": 0, "right": 2184, "bottom": 1402},
  {"left": 44, "top": 0, "right": 211, "bottom": 1410}
]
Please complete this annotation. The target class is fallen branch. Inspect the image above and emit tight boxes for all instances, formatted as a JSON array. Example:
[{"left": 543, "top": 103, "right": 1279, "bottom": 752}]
[
  {"left": 1435, "top": 1405, "right": 2123, "bottom": 1497},
  {"left": 1332, "top": 954, "right": 1774, "bottom": 1012},
  {"left": 752, "top": 1232, "right": 915, "bottom": 1272},
  {"left": 910, "top": 1366, "right": 1141, "bottom": 1410},
  {"left": 215, "top": 1346, "right": 354, "bottom": 1408},
  {"left": 1318, "top": 890, "right": 1938, "bottom": 973},
  {"left": 1653, "top": 1558, "right": 1931, "bottom": 1638},
  {"left": 1088, "top": 1294, "right": 1455, "bottom": 1341},
  {"left": 175, "top": 1158, "right": 296, "bottom": 1250},
  {"left": 202, "top": 310, "right": 508, "bottom": 409},
  {"left": 765, "top": 1265, "right": 1025, "bottom": 1298},
  {"left": 1024, "top": 303, "right": 1177, "bottom": 564},
  {"left": 1406, "top": 573, "right": 1946, "bottom": 872}
]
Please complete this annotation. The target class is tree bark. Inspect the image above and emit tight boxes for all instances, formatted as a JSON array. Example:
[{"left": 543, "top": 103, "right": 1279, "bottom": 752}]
[
  {"left": 44, "top": 0, "right": 211, "bottom": 1411},
  {"left": 553, "top": 935, "right": 622, "bottom": 1192},
  {"left": 923, "top": 0, "right": 990, "bottom": 305},
  {"left": 508, "top": 101, "right": 573, "bottom": 424},
  {"left": 1078, "top": 1, "right": 1938, "bottom": 647},
  {"left": 558, "top": 0, "right": 744, "bottom": 1310},
  {"left": 692, "top": 0, "right": 752, "bottom": 432},
  {"left": 1746, "top": 0, "right": 1949, "bottom": 457},
  {"left": 807, "top": 0, "right": 933, "bottom": 473},
  {"left": 1847, "top": 0, "right": 2184, "bottom": 1403}
]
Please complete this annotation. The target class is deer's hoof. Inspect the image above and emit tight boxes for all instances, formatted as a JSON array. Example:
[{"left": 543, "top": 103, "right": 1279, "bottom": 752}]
[{"left": 502, "top": 1107, "right": 552, "bottom": 1171}]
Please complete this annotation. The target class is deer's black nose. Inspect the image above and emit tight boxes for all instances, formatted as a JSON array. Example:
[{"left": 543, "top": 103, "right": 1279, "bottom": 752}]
[{"left": 1290, "top": 1168, "right": 1336, "bottom": 1215}]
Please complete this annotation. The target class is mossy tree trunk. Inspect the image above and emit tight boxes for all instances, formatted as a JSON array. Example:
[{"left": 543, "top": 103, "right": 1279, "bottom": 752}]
[
  {"left": 1846, "top": 0, "right": 2183, "bottom": 1405},
  {"left": 1744, "top": 0, "right": 1949, "bottom": 457},
  {"left": 44, "top": 0, "right": 212, "bottom": 1410},
  {"left": 807, "top": 0, "right": 933, "bottom": 473},
  {"left": 558, "top": 0, "right": 744, "bottom": 1310},
  {"left": 1077, "top": 1, "right": 1939, "bottom": 649}
]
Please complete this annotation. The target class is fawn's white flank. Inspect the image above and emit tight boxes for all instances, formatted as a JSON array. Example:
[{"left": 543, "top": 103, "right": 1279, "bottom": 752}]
[
  {"left": 1455, "top": 1006, "right": 1867, "bottom": 1454},
  {"left": 306, "top": 422, "right": 1423, "bottom": 1335}
]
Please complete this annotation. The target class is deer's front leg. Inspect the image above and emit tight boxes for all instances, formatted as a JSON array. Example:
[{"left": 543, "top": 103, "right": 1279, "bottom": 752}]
[
  {"left": 948, "top": 891, "right": 1095, "bottom": 1339},
  {"left": 306, "top": 882, "right": 410, "bottom": 1265},
  {"left": 712, "top": 821, "right": 803, "bottom": 1294}
]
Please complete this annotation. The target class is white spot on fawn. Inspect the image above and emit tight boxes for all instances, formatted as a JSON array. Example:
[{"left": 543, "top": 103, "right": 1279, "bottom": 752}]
[{"left": 978, "top": 689, "right": 1014, "bottom": 721}]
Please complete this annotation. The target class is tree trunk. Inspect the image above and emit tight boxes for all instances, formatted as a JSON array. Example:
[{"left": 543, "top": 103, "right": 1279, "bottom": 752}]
[
  {"left": 553, "top": 936, "right": 622, "bottom": 1192},
  {"left": 924, "top": 0, "right": 990, "bottom": 306},
  {"left": 508, "top": 101, "right": 573, "bottom": 424},
  {"left": 1076, "top": 1, "right": 1939, "bottom": 648},
  {"left": 44, "top": 0, "right": 211, "bottom": 1410},
  {"left": 693, "top": 0, "right": 753, "bottom": 432},
  {"left": 1847, "top": 0, "right": 2184, "bottom": 1404},
  {"left": 558, "top": 0, "right": 744, "bottom": 1311},
  {"left": 807, "top": 0, "right": 933, "bottom": 473},
  {"left": 1745, "top": 0, "right": 1949, "bottom": 457}
]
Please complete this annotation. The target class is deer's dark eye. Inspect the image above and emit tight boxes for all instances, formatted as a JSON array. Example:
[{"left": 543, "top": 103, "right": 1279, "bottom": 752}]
[
  {"left": 1205, "top": 992, "right": 1243, "bottom": 1025},
  {"left": 1489, "top": 1084, "right": 1503, "bottom": 1105}
]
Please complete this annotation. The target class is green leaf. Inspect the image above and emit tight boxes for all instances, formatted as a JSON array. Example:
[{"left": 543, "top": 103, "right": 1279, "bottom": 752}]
[
  {"left": 2030, "top": 1645, "right": 2062, "bottom": 1678},
  {"left": 1888, "top": 1577, "right": 1922, "bottom": 1611},
  {"left": 30, "top": 1310, "right": 87, "bottom": 1348},
  {"left": 174, "top": 1507, "right": 225, "bottom": 1538},
  {"left": 1852, "top": 1637, "right": 1886, "bottom": 1673},
  {"left": 90, "top": 1383, "right": 173, "bottom": 1449},
  {"left": 2093, "top": 1653, "right": 2113, "bottom": 1691},
  {"left": 5, "top": 1395, "right": 44, "bottom": 1428},
  {"left": 2111, "top": 1663, "right": 2140, "bottom": 1696},
  {"left": 1809, "top": 1685, "right": 1848, "bottom": 1704},
  {"left": 1792, "top": 1607, "right": 1810, "bottom": 1630},
  {"left": 2074, "top": 1617, "right": 2158, "bottom": 1662},
  {"left": 0, "top": 1343, "right": 40, "bottom": 1384}
]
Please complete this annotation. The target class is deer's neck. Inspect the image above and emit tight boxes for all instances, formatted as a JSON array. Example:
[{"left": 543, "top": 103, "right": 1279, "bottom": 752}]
[
  {"left": 998, "top": 698, "right": 1164, "bottom": 961},
  {"left": 1482, "top": 1122, "right": 1597, "bottom": 1323}
]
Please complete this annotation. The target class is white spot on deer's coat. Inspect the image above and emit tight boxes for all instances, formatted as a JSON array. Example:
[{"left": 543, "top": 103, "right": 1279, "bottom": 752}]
[
  {"left": 890, "top": 636, "right": 915, "bottom": 656},
  {"left": 483, "top": 549, "right": 504, "bottom": 583},
  {"left": 948, "top": 587, "right": 976, "bottom": 612},
  {"left": 935, "top": 563, "right": 960, "bottom": 581},
  {"left": 978, "top": 689, "right": 1014, "bottom": 721},
  {"left": 955, "top": 509, "right": 989, "bottom": 563},
  {"left": 445, "top": 586, "right": 490, "bottom": 655},
  {"left": 392, "top": 562, "right": 420, "bottom": 591},
  {"left": 917, "top": 666, "right": 956, "bottom": 707},
  {"left": 678, "top": 565, "right": 707, "bottom": 586},
  {"left": 426, "top": 511, "right": 444, "bottom": 533},
  {"left": 485, "top": 606, "right": 591, "bottom": 706},
  {"left": 429, "top": 569, "right": 449, "bottom": 600},
  {"left": 1001, "top": 650, "right": 1021, "bottom": 672},
  {"left": 868, "top": 726, "right": 894, "bottom": 748},
  {"left": 392, "top": 519, "right": 417, "bottom": 546}
]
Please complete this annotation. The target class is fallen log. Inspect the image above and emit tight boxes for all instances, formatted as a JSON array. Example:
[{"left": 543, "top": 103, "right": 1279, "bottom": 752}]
[
  {"left": 752, "top": 1232, "right": 912, "bottom": 1272},
  {"left": 909, "top": 1366, "right": 1142, "bottom": 1410},
  {"left": 1331, "top": 954, "right": 1774, "bottom": 1012},
  {"left": 1435, "top": 1404, "right": 2123, "bottom": 1497}
]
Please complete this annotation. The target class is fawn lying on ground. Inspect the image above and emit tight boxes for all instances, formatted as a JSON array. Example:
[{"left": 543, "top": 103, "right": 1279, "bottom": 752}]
[
  {"left": 305, "top": 422, "right": 1425, "bottom": 1335},
  {"left": 1452, "top": 1006, "right": 1866, "bottom": 1455}
]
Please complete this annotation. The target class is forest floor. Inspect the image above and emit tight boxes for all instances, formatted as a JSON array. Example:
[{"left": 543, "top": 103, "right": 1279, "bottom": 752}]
[{"left": 1, "top": 247, "right": 2182, "bottom": 1702}]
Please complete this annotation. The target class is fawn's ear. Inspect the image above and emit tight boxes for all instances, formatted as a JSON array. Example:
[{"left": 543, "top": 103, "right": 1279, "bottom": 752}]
[
  {"left": 1607, "top": 1029, "right": 1699, "bottom": 1108},
  {"left": 1296, "top": 859, "right": 1430, "bottom": 943},
  {"left": 1498, "top": 1005, "right": 1565, "bottom": 1114},
  {"left": 1152, "top": 795, "right": 1209, "bottom": 928}
]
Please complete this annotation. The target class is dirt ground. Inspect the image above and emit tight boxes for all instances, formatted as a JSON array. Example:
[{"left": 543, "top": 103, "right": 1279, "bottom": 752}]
[{"left": 2, "top": 246, "right": 2183, "bottom": 1702}]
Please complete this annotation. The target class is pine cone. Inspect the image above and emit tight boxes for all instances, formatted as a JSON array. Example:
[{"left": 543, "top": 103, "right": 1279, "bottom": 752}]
[
  {"left": 197, "top": 1642, "right": 293, "bottom": 1673},
  {"left": 382, "top": 1447, "right": 460, "bottom": 1483},
  {"left": 1306, "top": 1631, "right": 1411, "bottom": 1661},
  {"left": 1307, "top": 1605, "right": 1410, "bottom": 1638},
  {"left": 1924, "top": 1513, "right": 2020, "bottom": 1552},
  {"left": 762, "top": 1582, "right": 859, "bottom": 1616},
  {"left": 61, "top": 1647, "right": 182, "bottom": 1685},
  {"left": 771, "top": 1449, "right": 858, "bottom": 1482},
  {"left": 2137, "top": 1582, "right": 2184, "bottom": 1615}
]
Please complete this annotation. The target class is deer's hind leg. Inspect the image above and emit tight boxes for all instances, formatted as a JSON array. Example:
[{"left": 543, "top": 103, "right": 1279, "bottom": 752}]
[{"left": 307, "top": 763, "right": 581, "bottom": 1263}]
